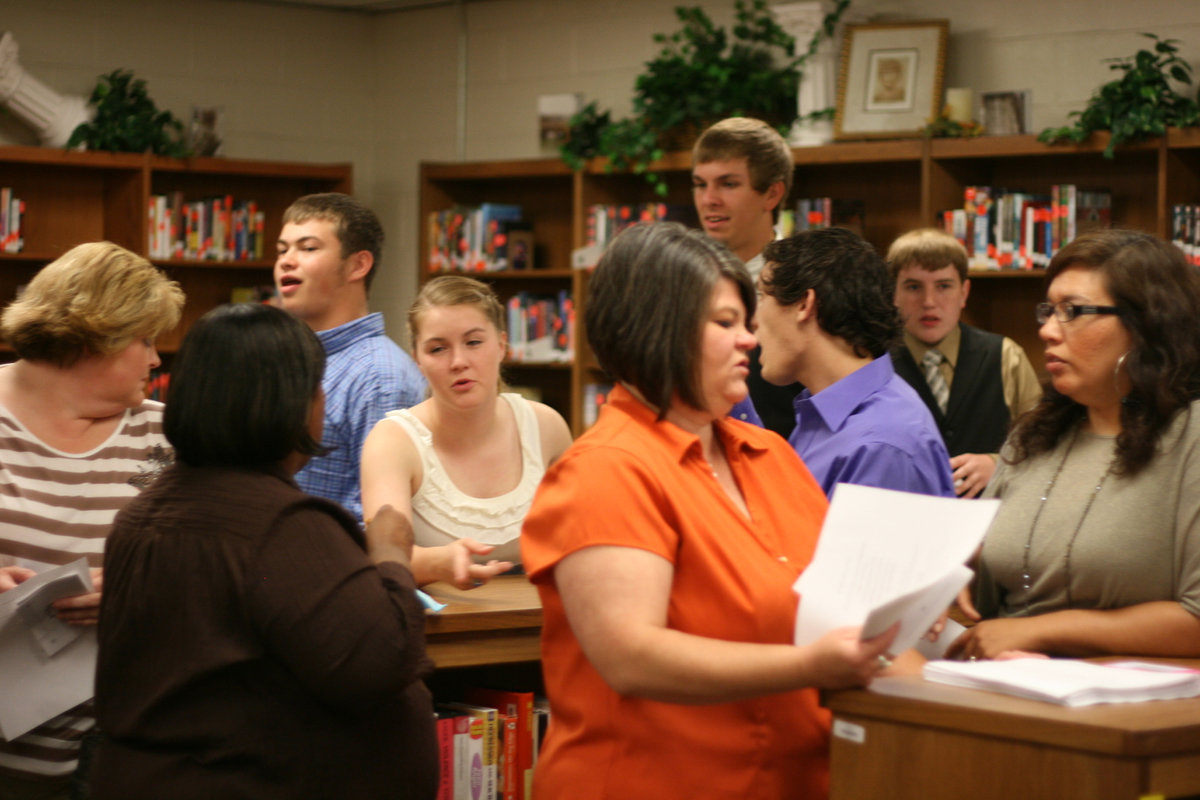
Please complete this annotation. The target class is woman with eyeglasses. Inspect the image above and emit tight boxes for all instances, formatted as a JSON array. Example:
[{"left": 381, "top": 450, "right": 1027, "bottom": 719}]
[{"left": 947, "top": 229, "right": 1200, "bottom": 660}]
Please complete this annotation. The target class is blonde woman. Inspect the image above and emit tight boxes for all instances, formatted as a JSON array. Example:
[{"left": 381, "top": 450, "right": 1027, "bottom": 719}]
[
  {"left": 0, "top": 242, "right": 183, "bottom": 798},
  {"left": 361, "top": 276, "right": 571, "bottom": 588}
]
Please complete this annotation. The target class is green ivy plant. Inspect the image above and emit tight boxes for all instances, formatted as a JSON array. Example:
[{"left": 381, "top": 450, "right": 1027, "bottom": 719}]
[
  {"left": 561, "top": 0, "right": 850, "bottom": 195},
  {"left": 67, "top": 69, "right": 189, "bottom": 157},
  {"left": 1039, "top": 33, "right": 1200, "bottom": 158}
]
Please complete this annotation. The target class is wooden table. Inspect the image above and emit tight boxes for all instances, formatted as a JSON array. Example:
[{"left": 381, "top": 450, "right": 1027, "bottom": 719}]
[
  {"left": 422, "top": 575, "right": 542, "bottom": 669},
  {"left": 825, "top": 665, "right": 1200, "bottom": 800}
]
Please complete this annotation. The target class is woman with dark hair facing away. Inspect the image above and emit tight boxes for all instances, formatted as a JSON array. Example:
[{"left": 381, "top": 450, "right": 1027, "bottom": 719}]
[
  {"left": 90, "top": 303, "right": 436, "bottom": 800},
  {"left": 0, "top": 241, "right": 183, "bottom": 799},
  {"left": 950, "top": 229, "right": 1200, "bottom": 660},
  {"left": 521, "top": 222, "right": 897, "bottom": 800},
  {"left": 361, "top": 275, "right": 571, "bottom": 589}
]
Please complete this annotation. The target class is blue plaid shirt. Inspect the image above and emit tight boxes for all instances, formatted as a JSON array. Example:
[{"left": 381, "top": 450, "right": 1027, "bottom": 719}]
[{"left": 295, "top": 312, "right": 426, "bottom": 522}]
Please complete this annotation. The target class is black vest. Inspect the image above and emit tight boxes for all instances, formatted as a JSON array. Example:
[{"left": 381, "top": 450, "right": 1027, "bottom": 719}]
[{"left": 891, "top": 324, "right": 1010, "bottom": 456}]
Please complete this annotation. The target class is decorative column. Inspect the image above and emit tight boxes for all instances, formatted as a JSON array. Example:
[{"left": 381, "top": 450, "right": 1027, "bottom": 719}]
[
  {"left": 772, "top": 1, "right": 854, "bottom": 147},
  {"left": 0, "top": 32, "right": 91, "bottom": 147}
]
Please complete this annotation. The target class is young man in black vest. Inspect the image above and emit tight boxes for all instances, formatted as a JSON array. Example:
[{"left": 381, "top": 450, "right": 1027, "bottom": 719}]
[{"left": 887, "top": 228, "right": 1041, "bottom": 497}]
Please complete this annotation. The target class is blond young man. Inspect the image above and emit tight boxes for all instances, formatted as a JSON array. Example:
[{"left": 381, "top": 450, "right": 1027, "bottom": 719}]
[{"left": 888, "top": 228, "right": 1041, "bottom": 497}]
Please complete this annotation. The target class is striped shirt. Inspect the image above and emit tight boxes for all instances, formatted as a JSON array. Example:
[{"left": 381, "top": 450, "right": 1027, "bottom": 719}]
[{"left": 0, "top": 397, "right": 171, "bottom": 782}]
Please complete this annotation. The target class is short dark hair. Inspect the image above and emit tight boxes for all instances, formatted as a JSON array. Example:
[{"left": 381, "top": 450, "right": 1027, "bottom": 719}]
[
  {"left": 761, "top": 228, "right": 901, "bottom": 359},
  {"left": 282, "top": 193, "right": 384, "bottom": 291},
  {"left": 1009, "top": 229, "right": 1200, "bottom": 475},
  {"left": 586, "top": 222, "right": 754, "bottom": 417},
  {"left": 165, "top": 303, "right": 328, "bottom": 468}
]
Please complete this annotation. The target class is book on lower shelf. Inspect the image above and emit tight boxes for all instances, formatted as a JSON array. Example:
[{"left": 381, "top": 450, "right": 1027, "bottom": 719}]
[{"left": 922, "top": 658, "right": 1200, "bottom": 707}]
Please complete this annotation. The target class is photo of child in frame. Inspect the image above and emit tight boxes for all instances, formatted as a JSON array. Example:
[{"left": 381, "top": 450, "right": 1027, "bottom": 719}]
[{"left": 866, "top": 49, "right": 917, "bottom": 111}]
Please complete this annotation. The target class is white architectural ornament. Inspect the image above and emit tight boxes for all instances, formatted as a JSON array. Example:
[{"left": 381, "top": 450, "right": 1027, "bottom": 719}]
[
  {"left": 772, "top": 1, "right": 859, "bottom": 147},
  {"left": 0, "top": 31, "right": 91, "bottom": 147}
]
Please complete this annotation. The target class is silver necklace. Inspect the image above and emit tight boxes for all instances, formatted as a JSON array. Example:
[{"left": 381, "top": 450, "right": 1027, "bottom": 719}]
[{"left": 1019, "top": 429, "right": 1112, "bottom": 610}]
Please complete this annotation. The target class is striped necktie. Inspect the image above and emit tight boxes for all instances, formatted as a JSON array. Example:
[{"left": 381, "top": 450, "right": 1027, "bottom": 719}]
[{"left": 921, "top": 348, "right": 950, "bottom": 415}]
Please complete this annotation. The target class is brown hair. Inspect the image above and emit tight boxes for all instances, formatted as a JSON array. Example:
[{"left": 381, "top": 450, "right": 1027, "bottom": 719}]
[
  {"left": 282, "top": 193, "right": 384, "bottom": 290},
  {"left": 1, "top": 242, "right": 184, "bottom": 366},
  {"left": 408, "top": 274, "right": 506, "bottom": 350},
  {"left": 586, "top": 222, "right": 754, "bottom": 417},
  {"left": 692, "top": 117, "right": 793, "bottom": 216},
  {"left": 886, "top": 228, "right": 969, "bottom": 282}
]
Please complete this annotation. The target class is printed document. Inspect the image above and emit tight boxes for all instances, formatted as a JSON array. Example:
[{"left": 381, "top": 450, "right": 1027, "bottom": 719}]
[
  {"left": 793, "top": 483, "right": 999, "bottom": 653},
  {"left": 0, "top": 559, "right": 96, "bottom": 740}
]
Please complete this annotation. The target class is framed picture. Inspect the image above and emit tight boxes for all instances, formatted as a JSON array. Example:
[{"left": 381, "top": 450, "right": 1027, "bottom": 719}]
[
  {"left": 982, "top": 89, "right": 1032, "bottom": 136},
  {"left": 835, "top": 20, "right": 949, "bottom": 140}
]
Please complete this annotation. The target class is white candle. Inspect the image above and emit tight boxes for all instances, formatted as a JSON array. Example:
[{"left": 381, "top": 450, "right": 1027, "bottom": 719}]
[{"left": 945, "top": 87, "right": 973, "bottom": 123}]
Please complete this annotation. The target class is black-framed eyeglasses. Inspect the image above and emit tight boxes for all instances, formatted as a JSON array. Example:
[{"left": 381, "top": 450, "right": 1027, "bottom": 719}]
[{"left": 1035, "top": 301, "right": 1122, "bottom": 325}]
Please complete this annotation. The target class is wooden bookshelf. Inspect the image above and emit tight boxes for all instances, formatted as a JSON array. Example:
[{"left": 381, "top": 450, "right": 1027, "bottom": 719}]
[
  {"left": 420, "top": 130, "right": 1200, "bottom": 434},
  {"left": 0, "top": 144, "right": 351, "bottom": 353}
]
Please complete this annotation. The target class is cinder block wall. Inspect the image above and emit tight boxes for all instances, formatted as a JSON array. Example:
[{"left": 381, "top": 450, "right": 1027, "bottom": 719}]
[{"left": 3, "top": 0, "right": 1199, "bottom": 338}]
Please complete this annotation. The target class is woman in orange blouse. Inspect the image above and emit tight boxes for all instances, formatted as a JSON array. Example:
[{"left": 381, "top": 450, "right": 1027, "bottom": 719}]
[{"left": 521, "top": 223, "right": 897, "bottom": 800}]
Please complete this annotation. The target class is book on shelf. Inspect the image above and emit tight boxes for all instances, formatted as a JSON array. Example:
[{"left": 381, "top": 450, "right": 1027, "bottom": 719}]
[
  {"left": 584, "top": 202, "right": 693, "bottom": 250},
  {"left": 505, "top": 291, "right": 574, "bottom": 364},
  {"left": 466, "top": 688, "right": 535, "bottom": 800},
  {"left": 230, "top": 285, "right": 277, "bottom": 304},
  {"left": 428, "top": 203, "right": 527, "bottom": 273},
  {"left": 1171, "top": 203, "right": 1200, "bottom": 266},
  {"left": 435, "top": 713, "right": 455, "bottom": 800},
  {"left": 1, "top": 187, "right": 25, "bottom": 253},
  {"left": 792, "top": 197, "right": 865, "bottom": 237},
  {"left": 923, "top": 658, "right": 1200, "bottom": 707},
  {"left": 437, "top": 706, "right": 487, "bottom": 800},
  {"left": 149, "top": 193, "right": 264, "bottom": 261},
  {"left": 941, "top": 184, "right": 1110, "bottom": 270},
  {"left": 441, "top": 702, "right": 498, "bottom": 800}
]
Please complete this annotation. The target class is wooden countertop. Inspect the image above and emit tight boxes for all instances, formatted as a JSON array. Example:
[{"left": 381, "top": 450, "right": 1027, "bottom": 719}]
[{"left": 422, "top": 574, "right": 543, "bottom": 669}]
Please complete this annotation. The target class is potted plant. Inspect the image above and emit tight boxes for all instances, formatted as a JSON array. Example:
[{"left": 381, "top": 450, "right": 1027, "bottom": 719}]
[
  {"left": 561, "top": 0, "right": 850, "bottom": 194},
  {"left": 67, "top": 69, "right": 189, "bottom": 157},
  {"left": 1039, "top": 33, "right": 1200, "bottom": 158}
]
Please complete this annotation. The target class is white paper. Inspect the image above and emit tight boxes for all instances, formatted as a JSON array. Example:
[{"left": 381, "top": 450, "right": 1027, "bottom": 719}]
[
  {"left": 923, "top": 658, "right": 1200, "bottom": 706},
  {"left": 793, "top": 483, "right": 998, "bottom": 651},
  {"left": 0, "top": 559, "right": 97, "bottom": 740}
]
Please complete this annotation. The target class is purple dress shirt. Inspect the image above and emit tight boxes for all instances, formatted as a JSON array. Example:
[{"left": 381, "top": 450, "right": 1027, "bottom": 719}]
[{"left": 788, "top": 353, "right": 955, "bottom": 499}]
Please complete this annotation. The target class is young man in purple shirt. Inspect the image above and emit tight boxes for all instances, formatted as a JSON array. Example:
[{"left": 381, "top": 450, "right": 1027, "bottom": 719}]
[{"left": 754, "top": 227, "right": 955, "bottom": 498}]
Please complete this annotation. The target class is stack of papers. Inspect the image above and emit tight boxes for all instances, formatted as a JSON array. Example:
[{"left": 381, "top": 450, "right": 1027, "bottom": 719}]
[
  {"left": 923, "top": 658, "right": 1200, "bottom": 707},
  {"left": 793, "top": 484, "right": 1000, "bottom": 654},
  {"left": 0, "top": 559, "right": 96, "bottom": 740}
]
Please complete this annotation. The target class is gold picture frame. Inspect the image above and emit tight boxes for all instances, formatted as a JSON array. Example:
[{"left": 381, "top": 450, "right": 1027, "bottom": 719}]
[{"left": 834, "top": 20, "right": 949, "bottom": 140}]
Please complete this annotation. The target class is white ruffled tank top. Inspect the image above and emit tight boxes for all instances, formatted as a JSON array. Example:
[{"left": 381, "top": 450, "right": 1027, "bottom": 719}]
[{"left": 383, "top": 393, "right": 545, "bottom": 565}]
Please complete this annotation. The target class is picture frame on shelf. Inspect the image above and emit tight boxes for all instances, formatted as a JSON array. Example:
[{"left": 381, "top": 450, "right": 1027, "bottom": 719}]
[
  {"left": 982, "top": 90, "right": 1032, "bottom": 136},
  {"left": 834, "top": 20, "right": 949, "bottom": 140}
]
